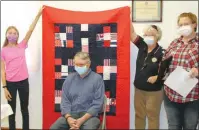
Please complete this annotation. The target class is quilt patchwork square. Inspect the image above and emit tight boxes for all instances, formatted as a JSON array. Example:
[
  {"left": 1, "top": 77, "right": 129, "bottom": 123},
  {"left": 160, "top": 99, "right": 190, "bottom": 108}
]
[{"left": 54, "top": 23, "right": 117, "bottom": 115}]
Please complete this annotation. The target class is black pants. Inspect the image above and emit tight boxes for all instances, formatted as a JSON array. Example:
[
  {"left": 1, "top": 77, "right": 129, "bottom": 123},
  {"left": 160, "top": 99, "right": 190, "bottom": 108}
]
[{"left": 6, "top": 78, "right": 29, "bottom": 130}]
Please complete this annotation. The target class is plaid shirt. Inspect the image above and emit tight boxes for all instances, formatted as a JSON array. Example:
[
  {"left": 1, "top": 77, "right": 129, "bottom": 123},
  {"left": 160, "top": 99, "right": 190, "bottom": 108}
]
[{"left": 163, "top": 33, "right": 199, "bottom": 103}]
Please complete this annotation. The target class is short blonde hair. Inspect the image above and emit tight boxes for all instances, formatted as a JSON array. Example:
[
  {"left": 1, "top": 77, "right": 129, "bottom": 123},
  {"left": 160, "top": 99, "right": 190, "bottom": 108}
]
[
  {"left": 177, "top": 12, "right": 197, "bottom": 31},
  {"left": 143, "top": 25, "right": 162, "bottom": 41},
  {"left": 73, "top": 52, "right": 91, "bottom": 63}
]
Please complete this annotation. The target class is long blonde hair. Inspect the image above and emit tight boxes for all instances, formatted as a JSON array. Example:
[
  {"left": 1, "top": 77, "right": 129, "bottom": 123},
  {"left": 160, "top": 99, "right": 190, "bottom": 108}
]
[{"left": 3, "top": 26, "right": 19, "bottom": 47}]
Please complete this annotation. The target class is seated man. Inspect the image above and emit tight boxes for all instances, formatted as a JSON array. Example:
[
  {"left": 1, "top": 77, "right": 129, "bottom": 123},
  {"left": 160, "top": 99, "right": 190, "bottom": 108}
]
[{"left": 50, "top": 52, "right": 105, "bottom": 130}]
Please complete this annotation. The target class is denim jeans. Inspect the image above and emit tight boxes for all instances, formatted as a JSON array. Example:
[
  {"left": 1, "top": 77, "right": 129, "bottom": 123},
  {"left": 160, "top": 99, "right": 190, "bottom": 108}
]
[
  {"left": 164, "top": 92, "right": 199, "bottom": 130},
  {"left": 6, "top": 78, "right": 29, "bottom": 130}
]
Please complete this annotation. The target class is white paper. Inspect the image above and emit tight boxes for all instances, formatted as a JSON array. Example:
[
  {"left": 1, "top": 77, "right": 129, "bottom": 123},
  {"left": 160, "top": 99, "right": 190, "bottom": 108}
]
[
  {"left": 1, "top": 104, "right": 13, "bottom": 120},
  {"left": 164, "top": 66, "right": 198, "bottom": 97},
  {"left": 162, "top": 73, "right": 169, "bottom": 80}
]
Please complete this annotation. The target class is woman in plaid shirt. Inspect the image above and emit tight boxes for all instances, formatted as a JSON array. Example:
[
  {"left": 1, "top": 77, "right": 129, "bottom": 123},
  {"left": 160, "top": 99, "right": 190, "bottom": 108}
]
[{"left": 163, "top": 12, "right": 199, "bottom": 129}]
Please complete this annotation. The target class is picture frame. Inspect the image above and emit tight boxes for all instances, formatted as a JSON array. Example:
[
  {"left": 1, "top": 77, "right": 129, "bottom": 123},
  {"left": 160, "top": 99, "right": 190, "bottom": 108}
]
[{"left": 132, "top": 0, "right": 163, "bottom": 22}]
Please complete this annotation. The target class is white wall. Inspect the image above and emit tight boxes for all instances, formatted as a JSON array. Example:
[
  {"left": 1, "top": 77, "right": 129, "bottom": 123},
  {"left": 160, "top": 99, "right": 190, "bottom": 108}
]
[
  {"left": 1, "top": 1, "right": 198, "bottom": 129},
  {"left": 1, "top": 1, "right": 43, "bottom": 129}
]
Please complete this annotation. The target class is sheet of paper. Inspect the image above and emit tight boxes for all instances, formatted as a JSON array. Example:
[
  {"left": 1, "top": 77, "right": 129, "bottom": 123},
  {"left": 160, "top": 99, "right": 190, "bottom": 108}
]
[
  {"left": 1, "top": 104, "right": 13, "bottom": 120},
  {"left": 164, "top": 66, "right": 198, "bottom": 97}
]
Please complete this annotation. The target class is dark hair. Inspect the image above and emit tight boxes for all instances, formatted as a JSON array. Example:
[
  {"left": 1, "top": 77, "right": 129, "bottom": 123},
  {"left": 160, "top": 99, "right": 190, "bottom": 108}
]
[{"left": 151, "top": 25, "right": 158, "bottom": 31}]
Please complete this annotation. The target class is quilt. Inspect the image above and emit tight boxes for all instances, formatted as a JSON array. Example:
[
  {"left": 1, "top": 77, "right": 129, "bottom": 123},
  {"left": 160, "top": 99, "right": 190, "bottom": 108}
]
[{"left": 42, "top": 6, "right": 130, "bottom": 129}]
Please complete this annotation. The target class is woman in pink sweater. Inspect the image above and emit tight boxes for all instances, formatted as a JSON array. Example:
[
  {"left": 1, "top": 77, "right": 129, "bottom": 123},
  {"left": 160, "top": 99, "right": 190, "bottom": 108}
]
[{"left": 1, "top": 7, "right": 44, "bottom": 130}]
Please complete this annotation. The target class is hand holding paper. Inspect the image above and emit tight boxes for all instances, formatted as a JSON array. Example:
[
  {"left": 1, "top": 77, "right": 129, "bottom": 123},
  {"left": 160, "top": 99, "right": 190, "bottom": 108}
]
[
  {"left": 156, "top": 56, "right": 173, "bottom": 83},
  {"left": 164, "top": 66, "right": 198, "bottom": 98},
  {"left": 189, "top": 68, "right": 199, "bottom": 78}
]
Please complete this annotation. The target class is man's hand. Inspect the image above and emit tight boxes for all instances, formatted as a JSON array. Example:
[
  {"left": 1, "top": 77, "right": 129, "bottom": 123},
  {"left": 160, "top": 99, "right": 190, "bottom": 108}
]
[
  {"left": 76, "top": 117, "right": 85, "bottom": 128},
  {"left": 190, "top": 68, "right": 198, "bottom": 78},
  {"left": 147, "top": 76, "right": 158, "bottom": 84},
  {"left": 67, "top": 117, "right": 78, "bottom": 129},
  {"left": 69, "top": 127, "right": 79, "bottom": 130}
]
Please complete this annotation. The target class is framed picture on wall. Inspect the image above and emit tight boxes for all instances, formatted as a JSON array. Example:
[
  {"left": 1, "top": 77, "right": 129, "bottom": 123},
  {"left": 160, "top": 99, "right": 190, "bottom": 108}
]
[{"left": 132, "top": 0, "right": 163, "bottom": 22}]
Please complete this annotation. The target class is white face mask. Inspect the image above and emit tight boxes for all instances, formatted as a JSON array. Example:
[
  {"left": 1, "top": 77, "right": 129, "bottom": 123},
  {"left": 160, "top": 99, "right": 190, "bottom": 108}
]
[
  {"left": 177, "top": 25, "right": 193, "bottom": 37},
  {"left": 144, "top": 36, "right": 155, "bottom": 46}
]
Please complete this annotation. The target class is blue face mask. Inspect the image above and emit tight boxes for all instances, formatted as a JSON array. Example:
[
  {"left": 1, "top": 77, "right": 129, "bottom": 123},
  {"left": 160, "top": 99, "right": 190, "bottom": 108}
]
[
  {"left": 74, "top": 66, "right": 88, "bottom": 75},
  {"left": 144, "top": 36, "right": 155, "bottom": 46}
]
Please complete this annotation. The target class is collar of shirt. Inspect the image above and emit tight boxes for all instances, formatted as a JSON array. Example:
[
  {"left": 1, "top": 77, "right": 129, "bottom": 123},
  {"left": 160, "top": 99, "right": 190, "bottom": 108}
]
[
  {"left": 178, "top": 32, "right": 198, "bottom": 43},
  {"left": 144, "top": 43, "right": 160, "bottom": 55},
  {"left": 150, "top": 44, "right": 160, "bottom": 54}
]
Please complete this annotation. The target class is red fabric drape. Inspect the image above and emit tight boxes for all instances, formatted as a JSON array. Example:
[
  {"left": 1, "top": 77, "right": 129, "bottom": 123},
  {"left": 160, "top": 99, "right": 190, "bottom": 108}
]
[{"left": 42, "top": 5, "right": 130, "bottom": 129}]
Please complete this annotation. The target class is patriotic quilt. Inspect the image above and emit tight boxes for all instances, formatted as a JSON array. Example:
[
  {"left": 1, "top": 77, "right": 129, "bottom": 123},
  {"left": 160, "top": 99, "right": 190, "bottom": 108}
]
[
  {"left": 43, "top": 6, "right": 130, "bottom": 129},
  {"left": 54, "top": 23, "right": 117, "bottom": 116}
]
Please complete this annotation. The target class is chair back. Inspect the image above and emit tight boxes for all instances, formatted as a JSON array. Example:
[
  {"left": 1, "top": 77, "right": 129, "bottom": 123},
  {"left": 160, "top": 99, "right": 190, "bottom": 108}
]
[{"left": 99, "top": 95, "right": 107, "bottom": 130}]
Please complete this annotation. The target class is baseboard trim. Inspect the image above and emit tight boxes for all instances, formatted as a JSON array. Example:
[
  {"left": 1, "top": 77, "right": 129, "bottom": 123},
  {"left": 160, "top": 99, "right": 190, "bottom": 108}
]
[{"left": 1, "top": 127, "right": 22, "bottom": 130}]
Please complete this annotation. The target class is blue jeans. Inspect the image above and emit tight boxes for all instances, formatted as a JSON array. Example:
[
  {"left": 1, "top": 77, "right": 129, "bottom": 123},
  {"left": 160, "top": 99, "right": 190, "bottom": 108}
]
[{"left": 164, "top": 92, "right": 199, "bottom": 130}]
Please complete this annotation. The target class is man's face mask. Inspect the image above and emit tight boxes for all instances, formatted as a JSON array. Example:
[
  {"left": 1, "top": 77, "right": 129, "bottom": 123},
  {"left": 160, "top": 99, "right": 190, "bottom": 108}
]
[{"left": 74, "top": 65, "right": 88, "bottom": 75}]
